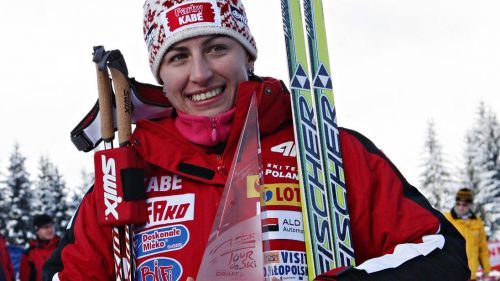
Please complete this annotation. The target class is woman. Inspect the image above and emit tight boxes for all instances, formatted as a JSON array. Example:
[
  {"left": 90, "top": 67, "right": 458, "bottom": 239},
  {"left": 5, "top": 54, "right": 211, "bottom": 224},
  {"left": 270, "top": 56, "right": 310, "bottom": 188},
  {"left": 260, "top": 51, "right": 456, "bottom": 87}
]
[{"left": 45, "top": 0, "right": 470, "bottom": 280}]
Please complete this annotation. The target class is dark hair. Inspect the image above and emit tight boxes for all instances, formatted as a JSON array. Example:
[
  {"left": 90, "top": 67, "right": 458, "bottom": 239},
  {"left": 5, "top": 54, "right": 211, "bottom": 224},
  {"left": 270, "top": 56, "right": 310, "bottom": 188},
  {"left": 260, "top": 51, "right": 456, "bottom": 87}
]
[{"left": 33, "top": 214, "right": 53, "bottom": 230}]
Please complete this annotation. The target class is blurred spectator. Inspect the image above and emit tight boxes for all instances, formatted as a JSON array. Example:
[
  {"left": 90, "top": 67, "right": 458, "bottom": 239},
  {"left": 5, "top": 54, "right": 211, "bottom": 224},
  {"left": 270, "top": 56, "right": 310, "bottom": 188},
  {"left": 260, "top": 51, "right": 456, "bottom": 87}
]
[
  {"left": 0, "top": 233, "right": 15, "bottom": 281},
  {"left": 445, "top": 188, "right": 492, "bottom": 281},
  {"left": 19, "top": 214, "right": 60, "bottom": 281}
]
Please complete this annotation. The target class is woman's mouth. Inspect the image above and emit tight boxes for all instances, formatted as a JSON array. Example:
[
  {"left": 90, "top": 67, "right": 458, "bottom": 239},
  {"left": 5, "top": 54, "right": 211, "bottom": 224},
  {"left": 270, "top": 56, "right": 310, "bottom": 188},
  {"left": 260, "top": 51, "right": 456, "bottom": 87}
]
[{"left": 188, "top": 87, "right": 224, "bottom": 102}]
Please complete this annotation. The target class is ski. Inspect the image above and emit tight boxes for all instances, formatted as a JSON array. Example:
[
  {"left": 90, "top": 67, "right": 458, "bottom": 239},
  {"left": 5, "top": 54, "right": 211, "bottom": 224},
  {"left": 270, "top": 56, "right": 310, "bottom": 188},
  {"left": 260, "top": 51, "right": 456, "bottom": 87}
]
[
  {"left": 280, "top": 0, "right": 355, "bottom": 278},
  {"left": 303, "top": 0, "right": 356, "bottom": 268}
]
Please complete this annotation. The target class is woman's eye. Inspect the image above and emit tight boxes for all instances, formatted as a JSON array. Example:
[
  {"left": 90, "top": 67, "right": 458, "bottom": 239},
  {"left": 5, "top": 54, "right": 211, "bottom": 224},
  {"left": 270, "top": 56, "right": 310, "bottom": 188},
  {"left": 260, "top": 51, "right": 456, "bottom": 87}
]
[
  {"left": 210, "top": 44, "right": 227, "bottom": 53},
  {"left": 170, "top": 53, "right": 187, "bottom": 62}
]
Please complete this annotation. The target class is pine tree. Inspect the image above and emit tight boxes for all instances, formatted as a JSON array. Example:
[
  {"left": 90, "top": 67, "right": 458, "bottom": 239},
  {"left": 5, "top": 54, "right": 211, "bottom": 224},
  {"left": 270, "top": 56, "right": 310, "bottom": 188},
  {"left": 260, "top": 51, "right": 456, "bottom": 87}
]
[
  {"left": 66, "top": 168, "right": 94, "bottom": 224},
  {"left": 419, "top": 120, "right": 454, "bottom": 211},
  {"left": 32, "top": 155, "right": 71, "bottom": 236},
  {"left": 5, "top": 143, "right": 33, "bottom": 246},
  {"left": 0, "top": 160, "right": 9, "bottom": 234},
  {"left": 463, "top": 102, "right": 500, "bottom": 239}
]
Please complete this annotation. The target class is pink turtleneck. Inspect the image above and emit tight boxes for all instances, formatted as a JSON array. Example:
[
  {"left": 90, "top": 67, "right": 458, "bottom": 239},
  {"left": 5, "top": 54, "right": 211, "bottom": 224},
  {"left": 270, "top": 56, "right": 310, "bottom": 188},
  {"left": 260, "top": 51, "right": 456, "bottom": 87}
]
[{"left": 174, "top": 109, "right": 235, "bottom": 147}]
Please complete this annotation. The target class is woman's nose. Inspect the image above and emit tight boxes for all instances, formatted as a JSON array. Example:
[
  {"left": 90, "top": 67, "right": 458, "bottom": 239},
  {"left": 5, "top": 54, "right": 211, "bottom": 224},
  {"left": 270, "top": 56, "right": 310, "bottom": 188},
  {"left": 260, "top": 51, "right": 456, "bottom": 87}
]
[{"left": 190, "top": 55, "right": 213, "bottom": 85}]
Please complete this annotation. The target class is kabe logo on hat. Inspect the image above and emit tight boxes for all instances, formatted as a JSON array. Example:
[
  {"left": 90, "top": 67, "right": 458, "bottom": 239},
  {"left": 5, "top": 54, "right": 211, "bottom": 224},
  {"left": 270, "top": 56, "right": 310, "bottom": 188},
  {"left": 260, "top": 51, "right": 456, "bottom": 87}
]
[{"left": 161, "top": 0, "right": 222, "bottom": 37}]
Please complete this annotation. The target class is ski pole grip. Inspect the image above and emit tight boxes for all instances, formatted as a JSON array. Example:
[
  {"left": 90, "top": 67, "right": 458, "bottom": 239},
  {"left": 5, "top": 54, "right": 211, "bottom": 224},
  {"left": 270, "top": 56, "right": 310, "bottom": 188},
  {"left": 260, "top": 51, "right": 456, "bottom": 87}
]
[
  {"left": 96, "top": 65, "right": 114, "bottom": 141},
  {"left": 93, "top": 46, "right": 114, "bottom": 142},
  {"left": 107, "top": 50, "right": 131, "bottom": 147},
  {"left": 110, "top": 68, "right": 132, "bottom": 147}
]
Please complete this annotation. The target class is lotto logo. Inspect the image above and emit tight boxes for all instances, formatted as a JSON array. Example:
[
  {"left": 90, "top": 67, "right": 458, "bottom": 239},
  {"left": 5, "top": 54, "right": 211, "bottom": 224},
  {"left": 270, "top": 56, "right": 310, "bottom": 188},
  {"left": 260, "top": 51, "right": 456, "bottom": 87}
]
[{"left": 262, "top": 184, "right": 301, "bottom": 208}]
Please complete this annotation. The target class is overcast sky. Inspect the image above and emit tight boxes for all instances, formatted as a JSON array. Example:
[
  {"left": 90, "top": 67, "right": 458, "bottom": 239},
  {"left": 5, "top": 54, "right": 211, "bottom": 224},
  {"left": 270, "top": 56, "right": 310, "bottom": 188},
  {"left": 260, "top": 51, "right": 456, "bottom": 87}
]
[{"left": 0, "top": 0, "right": 499, "bottom": 190}]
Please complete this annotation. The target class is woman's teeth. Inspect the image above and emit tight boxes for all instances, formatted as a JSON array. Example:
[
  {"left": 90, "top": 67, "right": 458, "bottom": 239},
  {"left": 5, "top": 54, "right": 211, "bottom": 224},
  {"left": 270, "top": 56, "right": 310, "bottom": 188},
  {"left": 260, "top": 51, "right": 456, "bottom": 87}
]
[{"left": 189, "top": 88, "right": 223, "bottom": 102}]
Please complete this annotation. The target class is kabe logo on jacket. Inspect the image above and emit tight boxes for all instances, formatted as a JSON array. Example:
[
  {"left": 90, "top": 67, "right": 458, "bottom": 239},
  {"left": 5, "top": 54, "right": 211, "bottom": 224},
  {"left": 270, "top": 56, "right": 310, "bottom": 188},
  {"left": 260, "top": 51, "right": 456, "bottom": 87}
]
[
  {"left": 161, "top": 0, "right": 221, "bottom": 37},
  {"left": 271, "top": 141, "right": 296, "bottom": 157},
  {"left": 101, "top": 155, "right": 122, "bottom": 220}
]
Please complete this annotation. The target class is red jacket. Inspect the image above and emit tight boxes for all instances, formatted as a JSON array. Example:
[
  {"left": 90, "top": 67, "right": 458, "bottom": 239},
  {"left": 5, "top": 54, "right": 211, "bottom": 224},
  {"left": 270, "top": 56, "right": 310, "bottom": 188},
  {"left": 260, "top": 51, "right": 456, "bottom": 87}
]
[
  {"left": 44, "top": 77, "right": 469, "bottom": 281},
  {"left": 20, "top": 236, "right": 59, "bottom": 281},
  {"left": 0, "top": 235, "right": 14, "bottom": 281}
]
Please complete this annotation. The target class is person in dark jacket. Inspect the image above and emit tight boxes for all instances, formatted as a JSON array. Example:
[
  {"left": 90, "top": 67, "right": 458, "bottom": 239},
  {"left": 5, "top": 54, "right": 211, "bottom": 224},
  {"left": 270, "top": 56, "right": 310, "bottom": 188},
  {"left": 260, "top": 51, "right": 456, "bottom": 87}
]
[
  {"left": 0, "top": 233, "right": 15, "bottom": 281},
  {"left": 44, "top": 0, "right": 470, "bottom": 280},
  {"left": 19, "top": 214, "right": 59, "bottom": 281}
]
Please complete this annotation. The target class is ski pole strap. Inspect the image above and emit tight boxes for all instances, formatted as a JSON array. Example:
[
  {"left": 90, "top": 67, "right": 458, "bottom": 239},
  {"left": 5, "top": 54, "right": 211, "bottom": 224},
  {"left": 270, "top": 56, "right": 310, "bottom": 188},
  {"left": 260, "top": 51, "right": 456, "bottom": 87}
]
[{"left": 70, "top": 79, "right": 173, "bottom": 152}]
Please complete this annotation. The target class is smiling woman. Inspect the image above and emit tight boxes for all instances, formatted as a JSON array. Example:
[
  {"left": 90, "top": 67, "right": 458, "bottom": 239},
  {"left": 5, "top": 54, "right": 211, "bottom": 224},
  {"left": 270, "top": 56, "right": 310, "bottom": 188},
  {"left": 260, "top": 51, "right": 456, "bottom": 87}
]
[
  {"left": 159, "top": 35, "right": 252, "bottom": 117},
  {"left": 43, "top": 0, "right": 470, "bottom": 280}
]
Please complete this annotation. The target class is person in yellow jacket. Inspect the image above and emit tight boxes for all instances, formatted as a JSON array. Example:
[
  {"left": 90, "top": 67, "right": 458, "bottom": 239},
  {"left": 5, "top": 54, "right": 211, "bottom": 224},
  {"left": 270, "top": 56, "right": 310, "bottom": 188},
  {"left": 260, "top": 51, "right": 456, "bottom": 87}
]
[{"left": 444, "top": 188, "right": 492, "bottom": 281}]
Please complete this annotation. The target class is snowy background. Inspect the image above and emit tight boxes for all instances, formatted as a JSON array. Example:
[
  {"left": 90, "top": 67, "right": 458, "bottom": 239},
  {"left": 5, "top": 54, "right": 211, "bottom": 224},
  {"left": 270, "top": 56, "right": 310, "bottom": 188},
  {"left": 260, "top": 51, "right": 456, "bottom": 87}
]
[{"left": 0, "top": 0, "right": 499, "bottom": 247}]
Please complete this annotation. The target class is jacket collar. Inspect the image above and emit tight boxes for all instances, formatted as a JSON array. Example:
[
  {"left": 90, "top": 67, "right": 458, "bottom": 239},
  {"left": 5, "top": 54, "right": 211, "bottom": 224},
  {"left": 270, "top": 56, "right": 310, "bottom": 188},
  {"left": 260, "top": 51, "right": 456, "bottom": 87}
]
[
  {"left": 29, "top": 236, "right": 60, "bottom": 249},
  {"left": 131, "top": 77, "right": 291, "bottom": 185},
  {"left": 450, "top": 208, "right": 477, "bottom": 220}
]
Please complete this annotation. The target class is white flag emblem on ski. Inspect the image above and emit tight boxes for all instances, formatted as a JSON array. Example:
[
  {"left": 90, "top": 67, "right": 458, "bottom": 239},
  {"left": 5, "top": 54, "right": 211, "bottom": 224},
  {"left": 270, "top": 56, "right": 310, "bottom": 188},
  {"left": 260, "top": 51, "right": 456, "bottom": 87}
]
[
  {"left": 313, "top": 64, "right": 333, "bottom": 89},
  {"left": 291, "top": 64, "right": 311, "bottom": 90}
]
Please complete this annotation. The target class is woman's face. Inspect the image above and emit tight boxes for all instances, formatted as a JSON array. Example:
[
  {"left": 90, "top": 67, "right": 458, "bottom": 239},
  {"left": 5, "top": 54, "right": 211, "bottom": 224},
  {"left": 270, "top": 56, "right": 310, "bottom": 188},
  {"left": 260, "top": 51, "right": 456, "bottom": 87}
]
[{"left": 159, "top": 35, "right": 253, "bottom": 117}]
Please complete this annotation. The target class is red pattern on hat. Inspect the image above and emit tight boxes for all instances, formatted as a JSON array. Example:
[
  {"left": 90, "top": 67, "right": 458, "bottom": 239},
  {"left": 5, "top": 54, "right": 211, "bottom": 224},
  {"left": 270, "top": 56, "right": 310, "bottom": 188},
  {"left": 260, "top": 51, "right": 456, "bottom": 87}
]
[{"left": 143, "top": 0, "right": 257, "bottom": 83}]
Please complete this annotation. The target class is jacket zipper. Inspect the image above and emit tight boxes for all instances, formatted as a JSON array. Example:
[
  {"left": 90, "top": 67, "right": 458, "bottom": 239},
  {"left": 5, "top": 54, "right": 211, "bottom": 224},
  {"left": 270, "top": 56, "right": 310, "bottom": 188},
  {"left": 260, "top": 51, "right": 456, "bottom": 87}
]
[{"left": 216, "top": 154, "right": 225, "bottom": 174}]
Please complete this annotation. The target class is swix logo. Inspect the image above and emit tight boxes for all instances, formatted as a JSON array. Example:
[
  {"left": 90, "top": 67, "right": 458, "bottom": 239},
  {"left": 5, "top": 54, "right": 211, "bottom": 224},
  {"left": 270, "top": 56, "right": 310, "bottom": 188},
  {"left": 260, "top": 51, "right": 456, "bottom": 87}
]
[
  {"left": 101, "top": 155, "right": 122, "bottom": 220},
  {"left": 271, "top": 141, "right": 297, "bottom": 157}
]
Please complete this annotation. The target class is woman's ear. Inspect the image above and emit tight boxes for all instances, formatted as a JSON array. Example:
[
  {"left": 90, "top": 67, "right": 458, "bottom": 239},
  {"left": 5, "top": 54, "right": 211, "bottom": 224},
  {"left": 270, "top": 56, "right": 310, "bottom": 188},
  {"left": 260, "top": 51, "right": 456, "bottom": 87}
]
[{"left": 247, "top": 58, "right": 255, "bottom": 75}]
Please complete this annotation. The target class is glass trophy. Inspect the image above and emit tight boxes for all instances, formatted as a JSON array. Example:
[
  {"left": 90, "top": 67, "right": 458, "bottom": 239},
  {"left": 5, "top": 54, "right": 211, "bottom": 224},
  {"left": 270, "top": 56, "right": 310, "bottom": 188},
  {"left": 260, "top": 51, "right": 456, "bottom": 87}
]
[{"left": 196, "top": 94, "right": 265, "bottom": 280}]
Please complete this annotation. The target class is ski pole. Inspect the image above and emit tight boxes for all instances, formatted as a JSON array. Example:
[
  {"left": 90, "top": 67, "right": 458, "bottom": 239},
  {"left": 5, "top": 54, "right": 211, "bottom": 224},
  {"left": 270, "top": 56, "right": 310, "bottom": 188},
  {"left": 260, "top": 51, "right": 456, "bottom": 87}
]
[
  {"left": 107, "top": 49, "right": 134, "bottom": 281},
  {"left": 92, "top": 46, "right": 125, "bottom": 281}
]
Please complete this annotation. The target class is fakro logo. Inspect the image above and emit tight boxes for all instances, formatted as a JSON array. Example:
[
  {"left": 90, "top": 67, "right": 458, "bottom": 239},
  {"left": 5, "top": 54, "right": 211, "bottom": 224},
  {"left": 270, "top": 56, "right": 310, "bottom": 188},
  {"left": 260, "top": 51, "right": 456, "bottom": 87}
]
[{"left": 101, "top": 155, "right": 123, "bottom": 220}]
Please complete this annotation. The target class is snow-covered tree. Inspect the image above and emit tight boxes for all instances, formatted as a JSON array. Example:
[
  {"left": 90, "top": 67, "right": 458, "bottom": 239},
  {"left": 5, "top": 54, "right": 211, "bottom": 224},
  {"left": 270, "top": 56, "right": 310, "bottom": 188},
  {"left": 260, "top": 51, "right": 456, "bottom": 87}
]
[
  {"left": 66, "top": 168, "right": 94, "bottom": 222},
  {"left": 418, "top": 120, "right": 454, "bottom": 211},
  {"left": 463, "top": 102, "right": 500, "bottom": 240},
  {"left": 0, "top": 160, "right": 9, "bottom": 234},
  {"left": 4, "top": 143, "right": 33, "bottom": 246},
  {"left": 32, "top": 155, "right": 71, "bottom": 236}
]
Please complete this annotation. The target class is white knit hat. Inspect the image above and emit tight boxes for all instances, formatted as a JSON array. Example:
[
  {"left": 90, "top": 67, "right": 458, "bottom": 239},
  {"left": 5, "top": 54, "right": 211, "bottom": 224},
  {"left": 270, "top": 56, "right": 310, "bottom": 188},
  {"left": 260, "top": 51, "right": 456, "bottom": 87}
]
[{"left": 143, "top": 0, "right": 257, "bottom": 83}]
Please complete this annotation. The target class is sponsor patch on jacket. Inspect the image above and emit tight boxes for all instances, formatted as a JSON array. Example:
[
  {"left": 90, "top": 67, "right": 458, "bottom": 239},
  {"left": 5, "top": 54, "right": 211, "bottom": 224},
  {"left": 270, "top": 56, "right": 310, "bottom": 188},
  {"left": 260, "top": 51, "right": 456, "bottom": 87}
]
[
  {"left": 161, "top": 0, "right": 221, "bottom": 37},
  {"left": 146, "top": 194, "right": 195, "bottom": 227},
  {"left": 263, "top": 250, "right": 308, "bottom": 280},
  {"left": 261, "top": 210, "right": 304, "bottom": 242},
  {"left": 262, "top": 183, "right": 301, "bottom": 208},
  {"left": 134, "top": 224, "right": 189, "bottom": 258},
  {"left": 137, "top": 257, "right": 182, "bottom": 281},
  {"left": 146, "top": 174, "right": 183, "bottom": 193},
  {"left": 265, "top": 162, "right": 298, "bottom": 180},
  {"left": 246, "top": 174, "right": 260, "bottom": 198}
]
